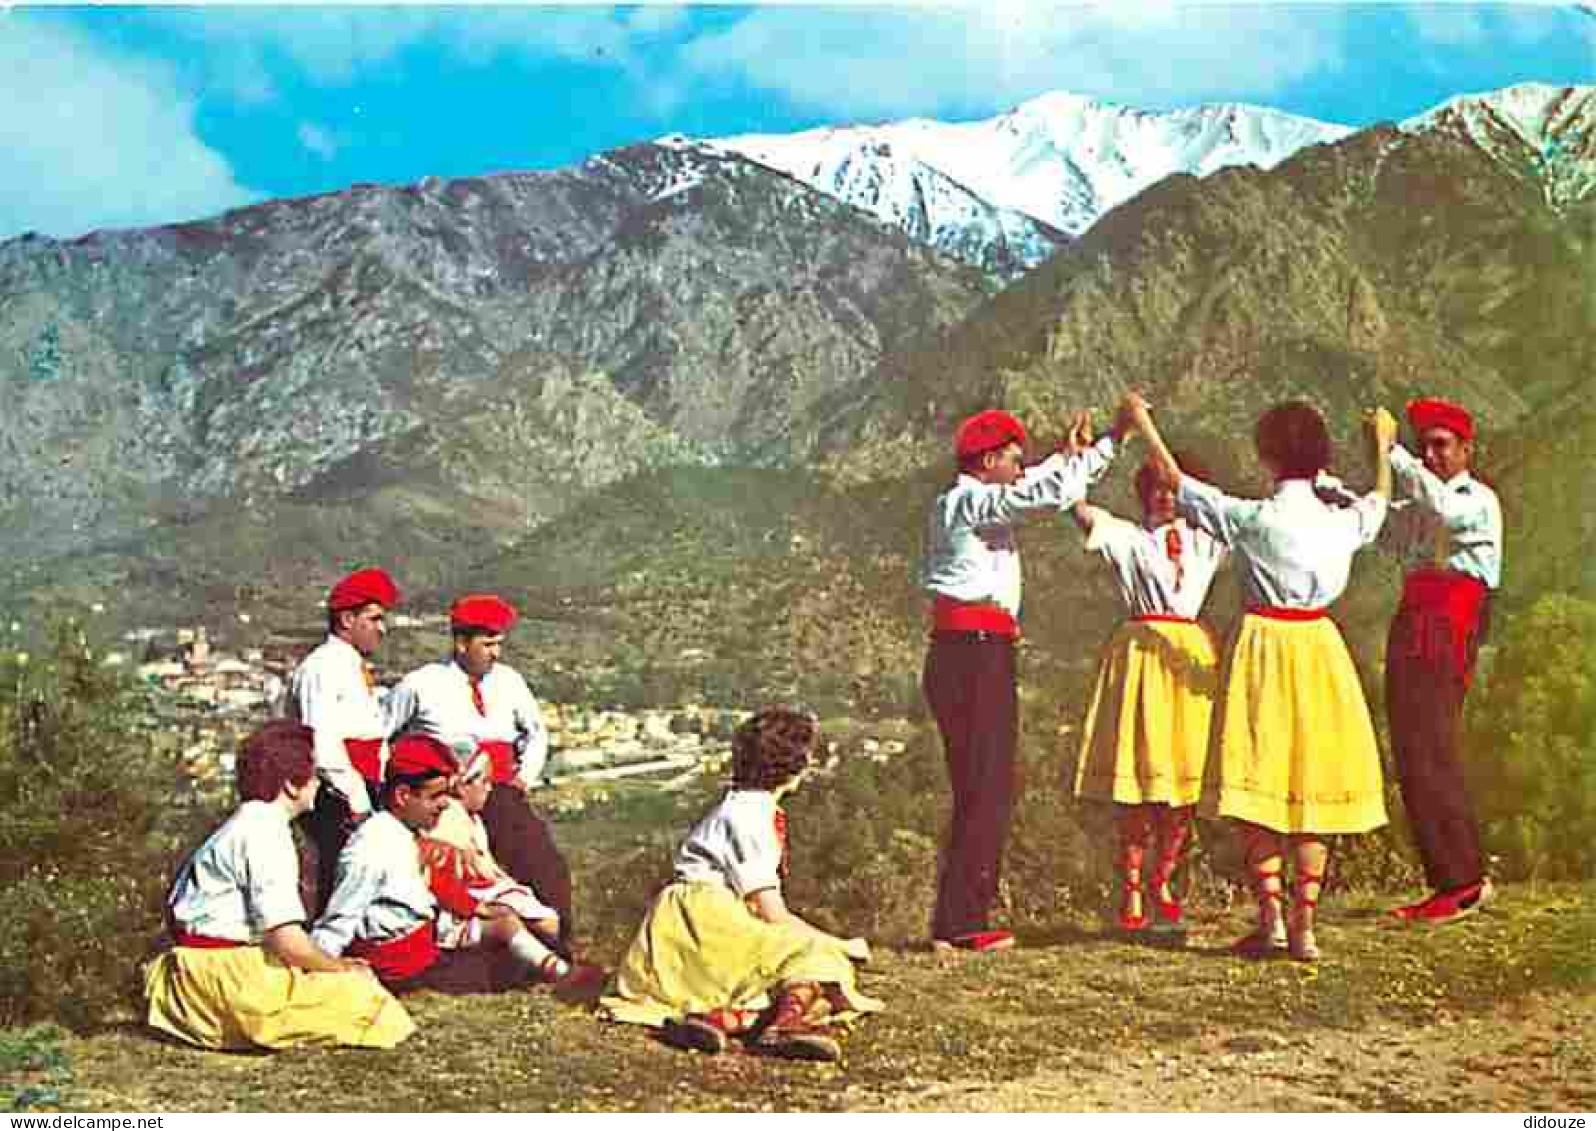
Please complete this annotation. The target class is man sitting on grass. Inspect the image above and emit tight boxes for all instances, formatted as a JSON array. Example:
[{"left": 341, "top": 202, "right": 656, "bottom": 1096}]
[{"left": 311, "top": 734, "right": 599, "bottom": 997}]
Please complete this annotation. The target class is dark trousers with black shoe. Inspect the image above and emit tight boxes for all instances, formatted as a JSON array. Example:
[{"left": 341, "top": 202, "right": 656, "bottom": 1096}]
[
  {"left": 481, "top": 782, "right": 576, "bottom": 953},
  {"left": 923, "top": 632, "right": 1019, "bottom": 941},
  {"left": 1385, "top": 600, "right": 1490, "bottom": 894}
]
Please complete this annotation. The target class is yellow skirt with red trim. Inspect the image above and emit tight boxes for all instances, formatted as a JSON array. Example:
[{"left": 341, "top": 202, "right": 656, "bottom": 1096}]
[
  {"left": 597, "top": 880, "right": 884, "bottom": 1029},
  {"left": 143, "top": 945, "right": 416, "bottom": 1051},
  {"left": 1073, "top": 619, "right": 1219, "bottom": 807},
  {"left": 1198, "top": 614, "right": 1388, "bottom": 835}
]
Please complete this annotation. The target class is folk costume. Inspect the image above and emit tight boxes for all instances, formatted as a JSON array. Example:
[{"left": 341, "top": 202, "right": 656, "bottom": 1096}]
[
  {"left": 385, "top": 594, "right": 575, "bottom": 947},
  {"left": 422, "top": 752, "right": 561, "bottom": 948},
  {"left": 921, "top": 409, "right": 1116, "bottom": 947},
  {"left": 1384, "top": 399, "right": 1502, "bottom": 919},
  {"left": 145, "top": 800, "right": 415, "bottom": 1051},
  {"left": 286, "top": 568, "right": 398, "bottom": 913},
  {"left": 599, "top": 789, "right": 883, "bottom": 1040},
  {"left": 1177, "top": 475, "right": 1390, "bottom": 836},
  {"left": 310, "top": 737, "right": 534, "bottom": 995},
  {"left": 1072, "top": 506, "right": 1226, "bottom": 930}
]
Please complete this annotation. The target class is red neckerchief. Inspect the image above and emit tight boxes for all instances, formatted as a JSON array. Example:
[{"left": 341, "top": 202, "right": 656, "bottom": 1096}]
[
  {"left": 773, "top": 805, "right": 790, "bottom": 882},
  {"left": 1164, "top": 524, "right": 1185, "bottom": 591}
]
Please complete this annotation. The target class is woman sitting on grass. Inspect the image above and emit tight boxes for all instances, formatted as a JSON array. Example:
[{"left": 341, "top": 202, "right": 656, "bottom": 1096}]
[
  {"left": 599, "top": 706, "right": 883, "bottom": 1061},
  {"left": 144, "top": 720, "right": 416, "bottom": 1051},
  {"left": 419, "top": 746, "right": 603, "bottom": 990}
]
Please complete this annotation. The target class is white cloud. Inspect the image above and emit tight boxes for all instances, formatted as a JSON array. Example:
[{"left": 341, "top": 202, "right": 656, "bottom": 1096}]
[
  {"left": 678, "top": 6, "right": 1348, "bottom": 121},
  {"left": 297, "top": 122, "right": 340, "bottom": 161},
  {"left": 0, "top": 15, "right": 262, "bottom": 241}
]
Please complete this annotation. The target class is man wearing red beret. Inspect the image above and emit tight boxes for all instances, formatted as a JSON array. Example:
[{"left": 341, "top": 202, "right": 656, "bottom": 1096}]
[
  {"left": 921, "top": 393, "right": 1142, "bottom": 953},
  {"left": 311, "top": 735, "right": 587, "bottom": 994},
  {"left": 285, "top": 567, "right": 401, "bottom": 913},
  {"left": 385, "top": 593, "right": 576, "bottom": 953},
  {"left": 1382, "top": 398, "right": 1503, "bottom": 924}
]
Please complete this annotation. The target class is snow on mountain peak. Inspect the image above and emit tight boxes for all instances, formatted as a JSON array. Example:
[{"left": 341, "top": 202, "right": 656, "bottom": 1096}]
[
  {"left": 707, "top": 92, "right": 1350, "bottom": 274},
  {"left": 1404, "top": 83, "right": 1596, "bottom": 206}
]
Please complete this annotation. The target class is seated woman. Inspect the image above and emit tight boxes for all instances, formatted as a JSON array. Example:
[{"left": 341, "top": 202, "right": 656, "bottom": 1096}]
[
  {"left": 1071, "top": 450, "right": 1227, "bottom": 936},
  {"left": 144, "top": 720, "right": 416, "bottom": 1051},
  {"left": 599, "top": 707, "right": 883, "bottom": 1061},
  {"left": 418, "top": 747, "right": 600, "bottom": 988}
]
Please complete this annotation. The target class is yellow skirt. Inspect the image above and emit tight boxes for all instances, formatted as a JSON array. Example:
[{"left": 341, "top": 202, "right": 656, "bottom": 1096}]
[
  {"left": 144, "top": 946, "right": 416, "bottom": 1051},
  {"left": 1073, "top": 619, "right": 1219, "bottom": 806},
  {"left": 1199, "top": 614, "right": 1387, "bottom": 835},
  {"left": 598, "top": 881, "right": 885, "bottom": 1029}
]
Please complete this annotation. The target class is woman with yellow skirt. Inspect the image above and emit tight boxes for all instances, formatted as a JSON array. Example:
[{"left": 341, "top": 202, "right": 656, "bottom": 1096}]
[
  {"left": 1071, "top": 452, "right": 1226, "bottom": 936},
  {"left": 1127, "top": 399, "right": 1398, "bottom": 962},
  {"left": 145, "top": 720, "right": 415, "bottom": 1051},
  {"left": 599, "top": 707, "right": 882, "bottom": 1061}
]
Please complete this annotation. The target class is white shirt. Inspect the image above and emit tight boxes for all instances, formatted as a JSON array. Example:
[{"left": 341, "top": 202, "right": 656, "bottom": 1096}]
[
  {"left": 1080, "top": 507, "right": 1227, "bottom": 620},
  {"left": 673, "top": 789, "right": 783, "bottom": 899},
  {"left": 1387, "top": 445, "right": 1503, "bottom": 590},
  {"left": 1177, "top": 476, "right": 1388, "bottom": 610},
  {"left": 311, "top": 811, "right": 435, "bottom": 956},
  {"left": 384, "top": 660, "right": 551, "bottom": 787},
  {"left": 285, "top": 635, "right": 387, "bottom": 815},
  {"left": 167, "top": 801, "right": 305, "bottom": 943},
  {"left": 922, "top": 438, "right": 1117, "bottom": 617}
]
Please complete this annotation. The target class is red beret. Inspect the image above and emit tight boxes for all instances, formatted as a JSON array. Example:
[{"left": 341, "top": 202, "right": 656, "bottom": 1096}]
[
  {"left": 386, "top": 734, "right": 457, "bottom": 783},
  {"left": 327, "top": 568, "right": 399, "bottom": 613},
  {"left": 1407, "top": 398, "right": 1474, "bottom": 443},
  {"left": 449, "top": 594, "right": 517, "bottom": 634},
  {"left": 955, "top": 409, "right": 1027, "bottom": 460}
]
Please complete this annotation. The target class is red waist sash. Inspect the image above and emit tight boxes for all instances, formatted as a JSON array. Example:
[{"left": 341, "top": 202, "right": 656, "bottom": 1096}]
[
  {"left": 1398, "top": 567, "right": 1489, "bottom": 684},
  {"left": 173, "top": 928, "right": 247, "bottom": 950},
  {"left": 1131, "top": 613, "right": 1196, "bottom": 625},
  {"left": 932, "top": 594, "right": 1019, "bottom": 637},
  {"left": 348, "top": 920, "right": 438, "bottom": 983},
  {"left": 1247, "top": 606, "right": 1328, "bottom": 622},
  {"left": 478, "top": 739, "right": 520, "bottom": 786},
  {"left": 344, "top": 737, "right": 384, "bottom": 785}
]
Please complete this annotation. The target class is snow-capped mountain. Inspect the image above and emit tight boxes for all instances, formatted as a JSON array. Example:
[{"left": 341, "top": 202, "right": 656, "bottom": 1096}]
[
  {"left": 704, "top": 92, "right": 1352, "bottom": 275},
  {"left": 1405, "top": 83, "right": 1596, "bottom": 207}
]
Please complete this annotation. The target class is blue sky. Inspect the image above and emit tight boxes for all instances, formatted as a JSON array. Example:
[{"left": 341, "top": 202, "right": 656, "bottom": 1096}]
[{"left": 1, "top": 3, "right": 1593, "bottom": 241}]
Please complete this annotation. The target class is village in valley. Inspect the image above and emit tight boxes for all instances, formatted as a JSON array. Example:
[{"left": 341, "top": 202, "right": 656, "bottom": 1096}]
[{"left": 117, "top": 613, "right": 908, "bottom": 805}]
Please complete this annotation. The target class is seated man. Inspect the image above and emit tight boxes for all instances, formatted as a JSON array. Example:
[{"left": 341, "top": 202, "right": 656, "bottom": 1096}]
[
  {"left": 311, "top": 734, "right": 590, "bottom": 995},
  {"left": 144, "top": 720, "right": 415, "bottom": 1051}
]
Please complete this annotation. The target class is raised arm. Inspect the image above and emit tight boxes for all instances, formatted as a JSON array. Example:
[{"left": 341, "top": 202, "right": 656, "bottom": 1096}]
[{"left": 1367, "top": 407, "right": 1397, "bottom": 502}]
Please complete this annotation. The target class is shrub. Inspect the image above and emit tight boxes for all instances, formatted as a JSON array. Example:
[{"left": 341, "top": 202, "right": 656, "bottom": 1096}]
[
  {"left": 1463, "top": 592, "right": 1596, "bottom": 881},
  {"left": 0, "top": 618, "right": 218, "bottom": 1031}
]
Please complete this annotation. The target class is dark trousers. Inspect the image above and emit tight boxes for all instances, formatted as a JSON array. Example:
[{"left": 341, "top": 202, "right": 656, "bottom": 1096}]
[
  {"left": 298, "top": 778, "right": 378, "bottom": 919},
  {"left": 1385, "top": 601, "right": 1490, "bottom": 893},
  {"left": 923, "top": 633, "right": 1019, "bottom": 940},
  {"left": 385, "top": 947, "right": 534, "bottom": 996},
  {"left": 481, "top": 782, "right": 575, "bottom": 952}
]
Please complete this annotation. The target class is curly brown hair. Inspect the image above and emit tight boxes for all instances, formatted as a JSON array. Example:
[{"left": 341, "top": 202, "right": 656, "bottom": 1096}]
[
  {"left": 236, "top": 719, "right": 316, "bottom": 803},
  {"left": 1255, "top": 400, "right": 1332, "bottom": 480},
  {"left": 730, "top": 706, "right": 818, "bottom": 792}
]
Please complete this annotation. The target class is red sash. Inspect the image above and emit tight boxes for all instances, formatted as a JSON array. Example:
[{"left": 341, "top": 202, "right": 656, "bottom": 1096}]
[
  {"left": 344, "top": 738, "right": 384, "bottom": 785},
  {"left": 479, "top": 739, "right": 520, "bottom": 786},
  {"left": 348, "top": 921, "right": 438, "bottom": 983},
  {"left": 932, "top": 594, "right": 1019, "bottom": 637},
  {"left": 1131, "top": 613, "right": 1196, "bottom": 625},
  {"left": 1247, "top": 606, "right": 1328, "bottom": 622},
  {"left": 173, "top": 928, "right": 246, "bottom": 950},
  {"left": 1399, "top": 567, "right": 1488, "bottom": 685}
]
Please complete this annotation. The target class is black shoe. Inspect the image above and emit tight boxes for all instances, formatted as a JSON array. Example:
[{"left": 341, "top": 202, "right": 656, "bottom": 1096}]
[{"left": 663, "top": 1015, "right": 728, "bottom": 1055}]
